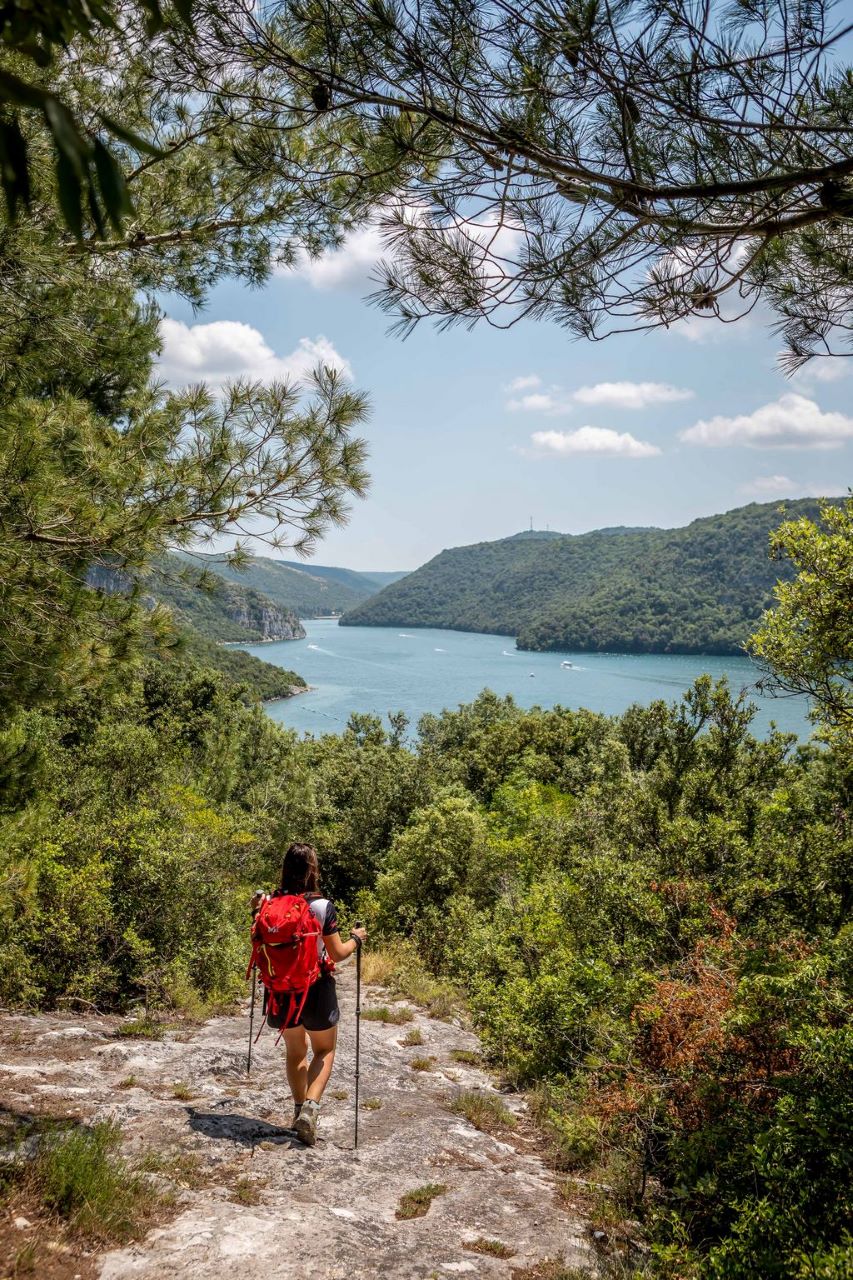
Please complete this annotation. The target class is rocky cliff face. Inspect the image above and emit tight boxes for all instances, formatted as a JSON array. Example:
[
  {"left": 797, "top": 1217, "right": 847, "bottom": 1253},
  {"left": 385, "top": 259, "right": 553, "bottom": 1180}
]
[
  {"left": 221, "top": 586, "right": 305, "bottom": 642},
  {"left": 85, "top": 562, "right": 305, "bottom": 644}
]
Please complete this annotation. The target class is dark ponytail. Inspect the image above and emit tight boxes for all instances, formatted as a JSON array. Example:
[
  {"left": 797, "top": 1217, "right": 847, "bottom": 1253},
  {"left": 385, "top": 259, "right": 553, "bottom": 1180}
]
[{"left": 279, "top": 842, "right": 320, "bottom": 895}]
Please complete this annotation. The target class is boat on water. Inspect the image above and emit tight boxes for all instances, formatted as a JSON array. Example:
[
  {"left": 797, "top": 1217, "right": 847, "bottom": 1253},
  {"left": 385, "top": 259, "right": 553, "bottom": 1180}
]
[{"left": 561, "top": 660, "right": 574, "bottom": 669}]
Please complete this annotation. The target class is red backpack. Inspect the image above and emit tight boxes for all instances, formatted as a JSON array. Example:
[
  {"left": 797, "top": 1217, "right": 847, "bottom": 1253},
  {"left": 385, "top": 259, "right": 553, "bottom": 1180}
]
[{"left": 247, "top": 893, "right": 323, "bottom": 1027}]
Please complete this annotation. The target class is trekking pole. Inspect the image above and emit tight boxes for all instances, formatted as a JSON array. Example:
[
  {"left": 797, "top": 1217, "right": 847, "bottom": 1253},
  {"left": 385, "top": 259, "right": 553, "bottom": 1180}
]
[
  {"left": 246, "top": 888, "right": 265, "bottom": 1076},
  {"left": 353, "top": 920, "right": 363, "bottom": 1150},
  {"left": 247, "top": 967, "right": 257, "bottom": 1076}
]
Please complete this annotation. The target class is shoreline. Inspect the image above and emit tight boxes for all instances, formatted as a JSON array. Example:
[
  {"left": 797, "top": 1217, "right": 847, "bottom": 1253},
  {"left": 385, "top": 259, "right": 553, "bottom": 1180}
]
[
  {"left": 264, "top": 682, "right": 316, "bottom": 705},
  {"left": 219, "top": 631, "right": 305, "bottom": 647}
]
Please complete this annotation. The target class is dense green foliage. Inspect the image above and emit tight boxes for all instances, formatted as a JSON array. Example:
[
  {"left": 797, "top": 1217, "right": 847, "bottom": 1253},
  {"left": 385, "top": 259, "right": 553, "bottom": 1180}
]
[
  {"left": 0, "top": 3, "right": 379, "bottom": 720},
  {"left": 186, "top": 552, "right": 404, "bottom": 619},
  {"left": 0, "top": 170, "right": 368, "bottom": 717},
  {"left": 343, "top": 500, "right": 831, "bottom": 655},
  {"left": 173, "top": 629, "right": 305, "bottom": 703},
  {"left": 0, "top": 1, "right": 190, "bottom": 233},
  {"left": 86, "top": 560, "right": 308, "bottom": 698},
  {"left": 3, "top": 662, "right": 850, "bottom": 1277},
  {"left": 749, "top": 496, "right": 853, "bottom": 733}
]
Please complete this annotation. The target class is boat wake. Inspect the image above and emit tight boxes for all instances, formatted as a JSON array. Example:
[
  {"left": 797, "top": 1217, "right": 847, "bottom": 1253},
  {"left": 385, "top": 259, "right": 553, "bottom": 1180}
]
[
  {"left": 502, "top": 649, "right": 517, "bottom": 657},
  {"left": 398, "top": 633, "right": 415, "bottom": 638},
  {"left": 434, "top": 647, "right": 447, "bottom": 653}
]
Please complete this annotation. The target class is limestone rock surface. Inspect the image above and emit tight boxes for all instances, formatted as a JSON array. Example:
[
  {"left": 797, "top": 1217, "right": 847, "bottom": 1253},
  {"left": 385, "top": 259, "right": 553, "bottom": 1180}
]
[{"left": 0, "top": 968, "right": 598, "bottom": 1279}]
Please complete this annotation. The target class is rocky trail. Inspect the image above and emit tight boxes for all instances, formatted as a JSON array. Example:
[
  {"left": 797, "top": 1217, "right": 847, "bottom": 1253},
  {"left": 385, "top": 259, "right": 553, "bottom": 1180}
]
[{"left": 1, "top": 965, "right": 598, "bottom": 1279}]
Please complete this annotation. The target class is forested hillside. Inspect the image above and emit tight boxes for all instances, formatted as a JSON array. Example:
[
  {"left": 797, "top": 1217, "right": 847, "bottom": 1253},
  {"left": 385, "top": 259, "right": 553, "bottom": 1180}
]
[
  {"left": 184, "top": 553, "right": 407, "bottom": 617},
  {"left": 342, "top": 500, "right": 830, "bottom": 654},
  {"left": 174, "top": 629, "right": 306, "bottom": 701}
]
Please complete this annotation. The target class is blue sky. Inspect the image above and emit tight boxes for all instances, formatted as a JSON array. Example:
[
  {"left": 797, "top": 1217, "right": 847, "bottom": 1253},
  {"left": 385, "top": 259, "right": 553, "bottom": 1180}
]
[{"left": 158, "top": 233, "right": 852, "bottom": 571}]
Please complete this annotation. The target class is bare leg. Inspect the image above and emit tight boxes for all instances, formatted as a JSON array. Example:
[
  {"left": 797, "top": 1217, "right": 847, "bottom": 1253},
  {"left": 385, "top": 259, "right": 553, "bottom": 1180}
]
[
  {"left": 305, "top": 1026, "right": 338, "bottom": 1102},
  {"left": 282, "top": 1025, "right": 309, "bottom": 1104}
]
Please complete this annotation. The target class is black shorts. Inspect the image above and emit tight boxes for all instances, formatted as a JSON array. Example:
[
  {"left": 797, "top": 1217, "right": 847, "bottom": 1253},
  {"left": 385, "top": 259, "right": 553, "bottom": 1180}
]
[{"left": 265, "top": 973, "right": 340, "bottom": 1033}]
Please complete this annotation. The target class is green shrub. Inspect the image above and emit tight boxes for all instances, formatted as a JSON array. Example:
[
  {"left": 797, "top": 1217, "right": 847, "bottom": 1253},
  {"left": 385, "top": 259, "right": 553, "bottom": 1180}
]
[{"left": 30, "top": 1121, "right": 155, "bottom": 1241}]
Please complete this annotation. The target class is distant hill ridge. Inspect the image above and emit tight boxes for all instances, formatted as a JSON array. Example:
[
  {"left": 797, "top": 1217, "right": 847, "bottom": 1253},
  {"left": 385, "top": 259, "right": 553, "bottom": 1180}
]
[
  {"left": 180, "top": 553, "right": 409, "bottom": 617},
  {"left": 341, "top": 499, "right": 832, "bottom": 655}
]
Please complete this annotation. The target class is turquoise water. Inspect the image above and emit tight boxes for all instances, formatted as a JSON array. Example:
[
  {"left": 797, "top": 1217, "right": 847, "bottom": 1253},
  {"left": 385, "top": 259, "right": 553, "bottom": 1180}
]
[{"left": 243, "top": 619, "right": 813, "bottom": 739}]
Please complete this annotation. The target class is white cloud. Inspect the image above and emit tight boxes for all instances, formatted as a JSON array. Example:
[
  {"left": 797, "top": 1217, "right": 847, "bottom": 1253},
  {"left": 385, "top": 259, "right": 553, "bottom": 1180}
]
[
  {"left": 803, "top": 360, "right": 849, "bottom": 383},
  {"left": 158, "top": 320, "right": 352, "bottom": 389},
  {"left": 573, "top": 381, "right": 694, "bottom": 409},
  {"left": 505, "top": 376, "right": 693, "bottom": 415},
  {"left": 681, "top": 393, "right": 853, "bottom": 450},
  {"left": 740, "top": 474, "right": 799, "bottom": 497},
  {"left": 530, "top": 426, "right": 661, "bottom": 458},
  {"left": 668, "top": 309, "right": 764, "bottom": 345},
  {"left": 741, "top": 474, "right": 850, "bottom": 498},
  {"left": 507, "top": 392, "right": 571, "bottom": 415},
  {"left": 289, "top": 203, "right": 523, "bottom": 293},
  {"left": 791, "top": 358, "right": 850, "bottom": 388},
  {"left": 291, "top": 224, "right": 386, "bottom": 291}
]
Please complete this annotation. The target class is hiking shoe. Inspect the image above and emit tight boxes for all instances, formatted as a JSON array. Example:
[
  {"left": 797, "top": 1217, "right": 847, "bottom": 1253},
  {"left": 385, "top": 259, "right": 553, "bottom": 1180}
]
[
  {"left": 294, "top": 1099, "right": 320, "bottom": 1147},
  {"left": 290, "top": 1102, "right": 304, "bottom": 1130}
]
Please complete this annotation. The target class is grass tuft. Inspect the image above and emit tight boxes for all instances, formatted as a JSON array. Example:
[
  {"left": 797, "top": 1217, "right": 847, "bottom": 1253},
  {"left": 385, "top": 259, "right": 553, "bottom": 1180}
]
[
  {"left": 360, "top": 1005, "right": 413, "bottom": 1025},
  {"left": 449, "top": 1047, "right": 481, "bottom": 1066},
  {"left": 361, "top": 1097, "right": 382, "bottom": 1111},
  {"left": 114, "top": 1017, "right": 165, "bottom": 1040},
  {"left": 330, "top": 1088, "right": 349, "bottom": 1100},
  {"left": 410, "top": 1056, "right": 435, "bottom": 1072},
  {"left": 450, "top": 1089, "right": 516, "bottom": 1135},
  {"left": 395, "top": 1182, "right": 447, "bottom": 1220},
  {"left": 464, "top": 1238, "right": 516, "bottom": 1258},
  {"left": 28, "top": 1120, "right": 156, "bottom": 1242},
  {"left": 356, "top": 941, "right": 460, "bottom": 1019},
  {"left": 401, "top": 1027, "right": 424, "bottom": 1047},
  {"left": 359, "top": 948, "right": 400, "bottom": 985},
  {"left": 9, "top": 1239, "right": 37, "bottom": 1275},
  {"left": 230, "top": 1176, "right": 266, "bottom": 1205},
  {"left": 136, "top": 1149, "right": 207, "bottom": 1189},
  {"left": 118, "top": 1074, "right": 139, "bottom": 1089},
  {"left": 170, "top": 1082, "right": 194, "bottom": 1101},
  {"left": 510, "top": 1262, "right": 590, "bottom": 1280}
]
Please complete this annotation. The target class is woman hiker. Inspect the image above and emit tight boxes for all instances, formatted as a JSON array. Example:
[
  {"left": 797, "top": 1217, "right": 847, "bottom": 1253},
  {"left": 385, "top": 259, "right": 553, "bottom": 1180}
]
[{"left": 250, "top": 841, "right": 367, "bottom": 1147}]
